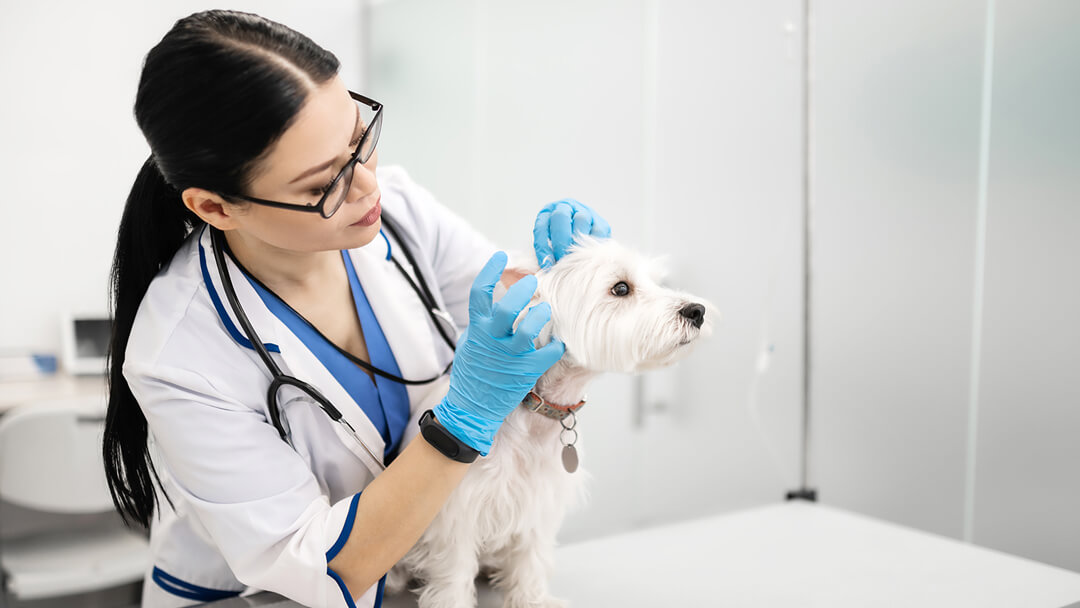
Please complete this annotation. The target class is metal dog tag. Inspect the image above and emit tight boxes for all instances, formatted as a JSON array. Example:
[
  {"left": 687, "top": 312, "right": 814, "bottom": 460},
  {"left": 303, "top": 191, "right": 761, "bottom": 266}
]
[{"left": 561, "top": 444, "right": 579, "bottom": 473}]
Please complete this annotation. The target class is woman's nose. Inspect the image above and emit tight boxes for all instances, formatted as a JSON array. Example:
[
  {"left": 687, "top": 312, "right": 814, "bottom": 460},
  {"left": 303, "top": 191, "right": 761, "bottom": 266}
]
[{"left": 347, "top": 156, "right": 377, "bottom": 201}]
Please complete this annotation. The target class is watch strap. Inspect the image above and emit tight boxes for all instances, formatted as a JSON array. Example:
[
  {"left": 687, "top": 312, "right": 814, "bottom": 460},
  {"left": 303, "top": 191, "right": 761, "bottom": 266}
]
[{"left": 418, "top": 409, "right": 480, "bottom": 463}]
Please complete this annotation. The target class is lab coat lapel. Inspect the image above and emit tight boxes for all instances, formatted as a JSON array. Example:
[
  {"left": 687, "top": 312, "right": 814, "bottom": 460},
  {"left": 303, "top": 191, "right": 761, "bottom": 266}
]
[
  {"left": 265, "top": 314, "right": 389, "bottom": 478},
  {"left": 198, "top": 227, "right": 388, "bottom": 477},
  {"left": 347, "top": 229, "right": 453, "bottom": 419}
]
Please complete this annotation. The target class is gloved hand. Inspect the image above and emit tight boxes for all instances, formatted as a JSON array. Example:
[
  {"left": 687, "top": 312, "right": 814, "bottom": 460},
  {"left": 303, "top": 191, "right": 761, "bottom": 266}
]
[
  {"left": 533, "top": 198, "right": 612, "bottom": 270},
  {"left": 433, "top": 251, "right": 565, "bottom": 455}
]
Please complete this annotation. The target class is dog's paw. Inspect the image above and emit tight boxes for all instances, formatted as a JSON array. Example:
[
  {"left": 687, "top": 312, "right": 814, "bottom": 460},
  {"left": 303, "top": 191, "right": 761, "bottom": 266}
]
[
  {"left": 417, "top": 584, "right": 478, "bottom": 608},
  {"left": 502, "top": 594, "right": 568, "bottom": 608},
  {"left": 384, "top": 563, "right": 411, "bottom": 595}
]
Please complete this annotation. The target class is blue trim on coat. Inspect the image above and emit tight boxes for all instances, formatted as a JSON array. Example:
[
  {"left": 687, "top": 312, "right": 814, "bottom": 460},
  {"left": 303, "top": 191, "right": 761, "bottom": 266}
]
[
  {"left": 151, "top": 566, "right": 242, "bottom": 602},
  {"left": 326, "top": 493, "right": 386, "bottom": 607},
  {"left": 326, "top": 568, "right": 358, "bottom": 608},
  {"left": 327, "top": 493, "right": 362, "bottom": 562},
  {"left": 379, "top": 229, "right": 392, "bottom": 261},
  {"left": 375, "top": 574, "right": 386, "bottom": 606},
  {"left": 197, "top": 228, "right": 281, "bottom": 353},
  {"left": 325, "top": 570, "right": 386, "bottom": 608}
]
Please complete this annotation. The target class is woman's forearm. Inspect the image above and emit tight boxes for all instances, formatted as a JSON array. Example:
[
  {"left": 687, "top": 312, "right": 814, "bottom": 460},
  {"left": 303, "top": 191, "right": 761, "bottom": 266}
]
[{"left": 328, "top": 432, "right": 471, "bottom": 595}]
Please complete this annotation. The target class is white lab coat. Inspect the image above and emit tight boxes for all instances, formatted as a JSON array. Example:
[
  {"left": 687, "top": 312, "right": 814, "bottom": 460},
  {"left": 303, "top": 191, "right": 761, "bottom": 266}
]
[{"left": 124, "top": 166, "right": 496, "bottom": 607}]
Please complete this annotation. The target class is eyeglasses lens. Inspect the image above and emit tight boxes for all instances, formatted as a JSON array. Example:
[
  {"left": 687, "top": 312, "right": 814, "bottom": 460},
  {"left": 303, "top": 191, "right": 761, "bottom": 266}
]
[
  {"left": 323, "top": 100, "right": 382, "bottom": 218},
  {"left": 323, "top": 164, "right": 352, "bottom": 218},
  {"left": 360, "top": 111, "right": 382, "bottom": 164}
]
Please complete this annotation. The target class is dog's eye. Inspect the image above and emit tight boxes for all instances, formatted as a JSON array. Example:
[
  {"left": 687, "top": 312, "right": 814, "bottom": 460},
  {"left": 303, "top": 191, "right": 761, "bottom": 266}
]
[{"left": 611, "top": 281, "right": 631, "bottom": 297}]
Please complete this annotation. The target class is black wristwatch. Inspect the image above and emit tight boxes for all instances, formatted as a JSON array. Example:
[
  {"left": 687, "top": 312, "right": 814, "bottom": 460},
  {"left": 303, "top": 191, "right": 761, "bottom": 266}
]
[{"left": 418, "top": 410, "right": 480, "bottom": 463}]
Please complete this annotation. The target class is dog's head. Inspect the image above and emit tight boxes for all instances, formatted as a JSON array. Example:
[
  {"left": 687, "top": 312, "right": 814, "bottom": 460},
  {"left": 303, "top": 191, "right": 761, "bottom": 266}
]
[{"left": 502, "top": 236, "right": 715, "bottom": 374}]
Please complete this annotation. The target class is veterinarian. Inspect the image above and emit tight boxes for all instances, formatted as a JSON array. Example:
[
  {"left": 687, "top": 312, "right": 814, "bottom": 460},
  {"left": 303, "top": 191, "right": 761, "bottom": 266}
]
[{"left": 102, "top": 10, "right": 610, "bottom": 608}]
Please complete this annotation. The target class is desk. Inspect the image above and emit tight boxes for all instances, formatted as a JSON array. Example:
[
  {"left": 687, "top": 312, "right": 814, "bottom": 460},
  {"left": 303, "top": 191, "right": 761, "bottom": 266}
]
[
  {"left": 206, "top": 501, "right": 1080, "bottom": 607},
  {"left": 0, "top": 374, "right": 106, "bottom": 413}
]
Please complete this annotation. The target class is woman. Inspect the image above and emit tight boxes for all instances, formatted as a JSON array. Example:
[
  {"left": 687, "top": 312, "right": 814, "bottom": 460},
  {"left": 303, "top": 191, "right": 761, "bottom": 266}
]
[{"left": 103, "top": 10, "right": 610, "bottom": 608}]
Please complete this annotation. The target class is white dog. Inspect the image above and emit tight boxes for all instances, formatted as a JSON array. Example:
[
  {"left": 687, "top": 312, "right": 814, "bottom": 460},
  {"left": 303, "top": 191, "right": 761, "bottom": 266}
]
[{"left": 388, "top": 236, "right": 714, "bottom": 608}]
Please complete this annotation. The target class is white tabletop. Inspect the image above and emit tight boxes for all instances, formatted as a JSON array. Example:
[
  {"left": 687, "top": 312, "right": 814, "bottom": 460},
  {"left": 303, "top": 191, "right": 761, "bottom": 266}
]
[
  {"left": 0, "top": 374, "right": 105, "bottom": 413},
  {"left": 211, "top": 500, "right": 1080, "bottom": 607},
  {"left": 548, "top": 500, "right": 1080, "bottom": 607}
]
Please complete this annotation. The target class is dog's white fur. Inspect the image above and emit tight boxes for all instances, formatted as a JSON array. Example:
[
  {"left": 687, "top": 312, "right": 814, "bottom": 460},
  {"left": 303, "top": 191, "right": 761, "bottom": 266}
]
[{"left": 388, "top": 237, "right": 715, "bottom": 607}]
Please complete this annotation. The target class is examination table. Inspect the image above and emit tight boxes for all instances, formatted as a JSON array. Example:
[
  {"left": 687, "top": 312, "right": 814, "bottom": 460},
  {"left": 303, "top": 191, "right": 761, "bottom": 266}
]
[{"left": 202, "top": 500, "right": 1080, "bottom": 607}]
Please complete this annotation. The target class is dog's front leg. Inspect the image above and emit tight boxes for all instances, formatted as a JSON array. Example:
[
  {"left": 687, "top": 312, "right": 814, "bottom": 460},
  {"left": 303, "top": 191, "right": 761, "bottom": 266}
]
[
  {"left": 414, "top": 540, "right": 482, "bottom": 608},
  {"left": 492, "top": 532, "right": 567, "bottom": 608}
]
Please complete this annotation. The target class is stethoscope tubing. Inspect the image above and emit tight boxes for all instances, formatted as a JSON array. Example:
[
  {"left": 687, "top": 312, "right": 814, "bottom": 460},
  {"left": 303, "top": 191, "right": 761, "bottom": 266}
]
[{"left": 209, "top": 218, "right": 455, "bottom": 467}]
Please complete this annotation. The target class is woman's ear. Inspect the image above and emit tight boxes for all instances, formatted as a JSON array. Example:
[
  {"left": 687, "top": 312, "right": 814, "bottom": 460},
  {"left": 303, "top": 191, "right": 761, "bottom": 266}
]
[{"left": 182, "top": 187, "right": 242, "bottom": 230}]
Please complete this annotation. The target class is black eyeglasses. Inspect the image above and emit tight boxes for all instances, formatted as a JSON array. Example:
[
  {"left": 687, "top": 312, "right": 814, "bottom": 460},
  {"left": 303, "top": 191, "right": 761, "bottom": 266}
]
[{"left": 219, "top": 91, "right": 383, "bottom": 219}]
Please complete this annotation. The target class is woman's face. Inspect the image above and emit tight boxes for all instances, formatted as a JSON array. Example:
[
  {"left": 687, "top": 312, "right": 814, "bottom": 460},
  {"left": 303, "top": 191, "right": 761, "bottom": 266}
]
[{"left": 227, "top": 75, "right": 382, "bottom": 253}]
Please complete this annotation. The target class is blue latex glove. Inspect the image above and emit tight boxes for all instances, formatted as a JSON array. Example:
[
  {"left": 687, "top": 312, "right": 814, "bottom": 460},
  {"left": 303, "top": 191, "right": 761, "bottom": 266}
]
[
  {"left": 433, "top": 251, "right": 565, "bottom": 455},
  {"left": 533, "top": 199, "right": 613, "bottom": 270}
]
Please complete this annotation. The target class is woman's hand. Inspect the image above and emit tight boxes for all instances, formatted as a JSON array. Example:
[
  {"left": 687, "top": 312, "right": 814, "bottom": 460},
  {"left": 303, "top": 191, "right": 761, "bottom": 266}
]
[
  {"left": 533, "top": 199, "right": 612, "bottom": 270},
  {"left": 433, "top": 252, "right": 565, "bottom": 455}
]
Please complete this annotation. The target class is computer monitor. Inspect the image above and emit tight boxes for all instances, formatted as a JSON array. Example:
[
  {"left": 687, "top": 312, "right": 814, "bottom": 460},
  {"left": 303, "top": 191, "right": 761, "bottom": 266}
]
[{"left": 60, "top": 312, "right": 112, "bottom": 375}]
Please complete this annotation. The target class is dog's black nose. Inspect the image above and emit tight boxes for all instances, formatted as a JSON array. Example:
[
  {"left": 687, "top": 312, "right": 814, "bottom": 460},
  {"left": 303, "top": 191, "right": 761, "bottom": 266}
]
[{"left": 679, "top": 303, "right": 706, "bottom": 329}]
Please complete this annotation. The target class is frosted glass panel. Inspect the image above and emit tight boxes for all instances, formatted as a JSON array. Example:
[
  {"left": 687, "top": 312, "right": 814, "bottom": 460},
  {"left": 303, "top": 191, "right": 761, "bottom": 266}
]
[
  {"left": 972, "top": 0, "right": 1080, "bottom": 572},
  {"left": 368, "top": 0, "right": 478, "bottom": 216},
  {"left": 811, "top": 0, "right": 1080, "bottom": 574},
  {"left": 809, "top": 0, "right": 987, "bottom": 538}
]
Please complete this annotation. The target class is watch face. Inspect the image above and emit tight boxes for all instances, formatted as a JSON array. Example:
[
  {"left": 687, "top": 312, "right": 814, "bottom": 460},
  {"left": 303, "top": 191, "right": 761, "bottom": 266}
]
[{"left": 427, "top": 429, "right": 461, "bottom": 458}]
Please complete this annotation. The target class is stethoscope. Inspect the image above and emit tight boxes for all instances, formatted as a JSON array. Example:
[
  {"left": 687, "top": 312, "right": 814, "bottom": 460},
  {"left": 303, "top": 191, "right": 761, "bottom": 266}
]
[{"left": 209, "top": 216, "right": 457, "bottom": 471}]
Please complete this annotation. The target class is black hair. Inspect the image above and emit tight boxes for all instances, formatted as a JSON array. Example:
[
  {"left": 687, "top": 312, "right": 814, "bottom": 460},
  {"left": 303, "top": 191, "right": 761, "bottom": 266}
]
[{"left": 104, "top": 10, "right": 340, "bottom": 529}]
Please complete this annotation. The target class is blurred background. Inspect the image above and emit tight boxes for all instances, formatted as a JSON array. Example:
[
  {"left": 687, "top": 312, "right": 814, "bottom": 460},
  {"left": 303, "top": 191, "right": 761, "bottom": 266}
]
[{"left": 0, "top": 0, "right": 1076, "bottom": 605}]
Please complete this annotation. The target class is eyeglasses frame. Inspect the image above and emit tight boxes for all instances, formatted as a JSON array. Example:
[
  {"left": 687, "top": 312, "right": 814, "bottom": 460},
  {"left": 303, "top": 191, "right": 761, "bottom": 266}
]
[{"left": 217, "top": 90, "right": 383, "bottom": 218}]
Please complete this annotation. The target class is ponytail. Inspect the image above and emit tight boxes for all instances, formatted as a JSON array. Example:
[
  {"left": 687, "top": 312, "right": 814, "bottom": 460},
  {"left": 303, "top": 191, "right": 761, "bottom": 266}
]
[
  {"left": 104, "top": 9, "right": 342, "bottom": 529},
  {"left": 103, "top": 156, "right": 201, "bottom": 528}
]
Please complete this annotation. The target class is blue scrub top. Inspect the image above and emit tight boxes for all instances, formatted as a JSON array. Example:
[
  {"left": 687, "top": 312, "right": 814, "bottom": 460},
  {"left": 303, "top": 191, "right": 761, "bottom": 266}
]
[{"left": 244, "top": 250, "right": 411, "bottom": 462}]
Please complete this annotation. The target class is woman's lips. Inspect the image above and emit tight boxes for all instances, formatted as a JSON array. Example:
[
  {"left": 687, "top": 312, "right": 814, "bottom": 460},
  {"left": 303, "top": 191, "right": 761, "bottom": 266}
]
[{"left": 352, "top": 197, "right": 382, "bottom": 227}]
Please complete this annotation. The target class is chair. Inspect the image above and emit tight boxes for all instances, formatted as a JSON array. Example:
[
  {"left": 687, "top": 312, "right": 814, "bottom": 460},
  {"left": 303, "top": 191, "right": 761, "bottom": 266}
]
[{"left": 0, "top": 395, "right": 149, "bottom": 601}]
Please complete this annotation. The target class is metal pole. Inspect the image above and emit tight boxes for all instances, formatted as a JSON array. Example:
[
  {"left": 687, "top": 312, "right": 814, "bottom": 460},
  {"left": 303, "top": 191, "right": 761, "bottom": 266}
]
[{"left": 788, "top": 0, "right": 817, "bottom": 503}]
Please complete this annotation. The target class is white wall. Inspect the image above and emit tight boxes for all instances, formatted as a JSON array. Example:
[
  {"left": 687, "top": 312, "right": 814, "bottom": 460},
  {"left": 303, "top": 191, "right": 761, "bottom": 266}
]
[{"left": 0, "top": 1, "right": 364, "bottom": 358}]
